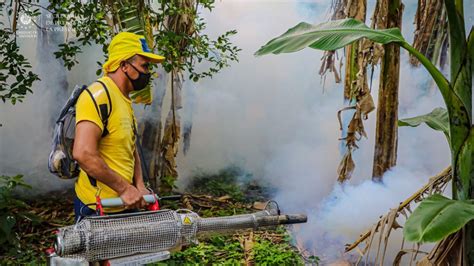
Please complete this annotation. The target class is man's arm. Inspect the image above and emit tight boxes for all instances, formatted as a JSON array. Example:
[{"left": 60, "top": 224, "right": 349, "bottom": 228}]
[{"left": 73, "top": 121, "right": 145, "bottom": 208}]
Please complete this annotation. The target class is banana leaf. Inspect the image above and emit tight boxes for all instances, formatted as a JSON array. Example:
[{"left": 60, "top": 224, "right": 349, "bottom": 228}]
[
  {"left": 254, "top": 18, "right": 405, "bottom": 56},
  {"left": 130, "top": 86, "right": 153, "bottom": 105},
  {"left": 255, "top": 18, "right": 450, "bottom": 105},
  {"left": 398, "top": 107, "right": 450, "bottom": 144},
  {"left": 404, "top": 194, "right": 474, "bottom": 243},
  {"left": 118, "top": 4, "right": 154, "bottom": 104}
]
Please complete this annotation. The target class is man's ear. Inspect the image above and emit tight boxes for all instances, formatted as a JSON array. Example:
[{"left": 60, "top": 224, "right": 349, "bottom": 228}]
[{"left": 119, "top": 61, "right": 127, "bottom": 72}]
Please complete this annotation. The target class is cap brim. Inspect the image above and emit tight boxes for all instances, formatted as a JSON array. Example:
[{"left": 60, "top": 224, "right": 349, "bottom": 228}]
[{"left": 138, "top": 52, "right": 165, "bottom": 63}]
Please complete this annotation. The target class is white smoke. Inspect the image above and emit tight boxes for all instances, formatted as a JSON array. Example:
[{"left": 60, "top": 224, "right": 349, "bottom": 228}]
[
  {"left": 0, "top": 0, "right": 457, "bottom": 262},
  {"left": 177, "top": 0, "right": 451, "bottom": 263},
  {"left": 0, "top": 2, "right": 103, "bottom": 192}
]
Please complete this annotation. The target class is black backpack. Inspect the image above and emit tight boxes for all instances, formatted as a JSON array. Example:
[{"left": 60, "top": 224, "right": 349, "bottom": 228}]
[{"left": 48, "top": 81, "right": 112, "bottom": 179}]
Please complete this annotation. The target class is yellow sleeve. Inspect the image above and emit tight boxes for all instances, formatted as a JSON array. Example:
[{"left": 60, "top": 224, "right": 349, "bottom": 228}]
[{"left": 75, "top": 83, "right": 109, "bottom": 132}]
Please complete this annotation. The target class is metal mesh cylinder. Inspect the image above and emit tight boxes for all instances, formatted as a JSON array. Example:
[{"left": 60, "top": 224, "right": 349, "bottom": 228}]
[
  {"left": 56, "top": 210, "right": 192, "bottom": 262},
  {"left": 56, "top": 230, "right": 85, "bottom": 255},
  {"left": 55, "top": 208, "right": 303, "bottom": 262}
]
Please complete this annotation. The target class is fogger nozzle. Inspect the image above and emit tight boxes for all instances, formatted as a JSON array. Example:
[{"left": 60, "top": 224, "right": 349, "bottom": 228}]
[{"left": 55, "top": 209, "right": 307, "bottom": 262}]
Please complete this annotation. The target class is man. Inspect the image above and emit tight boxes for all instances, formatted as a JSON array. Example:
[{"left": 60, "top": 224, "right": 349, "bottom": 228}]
[{"left": 72, "top": 32, "right": 164, "bottom": 220}]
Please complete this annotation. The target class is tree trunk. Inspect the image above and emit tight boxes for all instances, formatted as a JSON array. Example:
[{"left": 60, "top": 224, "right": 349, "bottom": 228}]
[
  {"left": 410, "top": 0, "right": 447, "bottom": 67},
  {"left": 343, "top": 0, "right": 367, "bottom": 100},
  {"left": 334, "top": 0, "right": 371, "bottom": 183},
  {"left": 156, "top": 0, "right": 196, "bottom": 192},
  {"left": 141, "top": 0, "right": 196, "bottom": 192},
  {"left": 159, "top": 70, "right": 183, "bottom": 193},
  {"left": 140, "top": 118, "right": 162, "bottom": 190},
  {"left": 371, "top": 0, "right": 403, "bottom": 181},
  {"left": 139, "top": 77, "right": 167, "bottom": 191}
]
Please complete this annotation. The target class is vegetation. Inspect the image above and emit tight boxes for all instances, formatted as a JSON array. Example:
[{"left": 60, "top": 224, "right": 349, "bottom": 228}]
[
  {"left": 163, "top": 229, "right": 308, "bottom": 265},
  {"left": 8, "top": 0, "right": 471, "bottom": 263},
  {"left": 256, "top": 0, "right": 472, "bottom": 262},
  {"left": 0, "top": 175, "right": 43, "bottom": 263},
  {"left": 0, "top": 170, "right": 309, "bottom": 264},
  {"left": 171, "top": 169, "right": 310, "bottom": 264},
  {"left": 187, "top": 166, "right": 271, "bottom": 204},
  {"left": 46, "top": 0, "right": 240, "bottom": 82},
  {"left": 0, "top": 3, "right": 40, "bottom": 104},
  {"left": 404, "top": 193, "right": 474, "bottom": 243},
  {"left": 167, "top": 235, "right": 245, "bottom": 264},
  {"left": 44, "top": 1, "right": 240, "bottom": 192},
  {"left": 0, "top": 0, "right": 241, "bottom": 192}
]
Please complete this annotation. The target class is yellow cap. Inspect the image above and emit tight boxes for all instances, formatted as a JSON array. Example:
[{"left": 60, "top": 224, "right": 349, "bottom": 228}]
[{"left": 103, "top": 32, "right": 165, "bottom": 74}]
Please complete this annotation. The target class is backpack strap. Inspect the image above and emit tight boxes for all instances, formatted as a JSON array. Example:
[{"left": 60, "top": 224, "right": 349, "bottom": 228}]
[
  {"left": 83, "top": 80, "right": 112, "bottom": 187},
  {"left": 57, "top": 85, "right": 88, "bottom": 123},
  {"left": 96, "top": 80, "right": 112, "bottom": 137},
  {"left": 84, "top": 80, "right": 112, "bottom": 138}
]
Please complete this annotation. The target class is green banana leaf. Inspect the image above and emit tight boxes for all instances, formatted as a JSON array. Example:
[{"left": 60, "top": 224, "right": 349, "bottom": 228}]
[
  {"left": 404, "top": 194, "right": 474, "bottom": 243},
  {"left": 398, "top": 107, "right": 450, "bottom": 144},
  {"left": 120, "top": 6, "right": 144, "bottom": 35},
  {"left": 118, "top": 4, "right": 153, "bottom": 104},
  {"left": 458, "top": 128, "right": 474, "bottom": 200},
  {"left": 254, "top": 18, "right": 451, "bottom": 119},
  {"left": 129, "top": 84, "right": 153, "bottom": 105},
  {"left": 254, "top": 18, "right": 406, "bottom": 56}
]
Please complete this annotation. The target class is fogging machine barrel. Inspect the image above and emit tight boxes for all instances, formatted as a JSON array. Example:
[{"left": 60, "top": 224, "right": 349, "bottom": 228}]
[{"left": 55, "top": 208, "right": 307, "bottom": 262}]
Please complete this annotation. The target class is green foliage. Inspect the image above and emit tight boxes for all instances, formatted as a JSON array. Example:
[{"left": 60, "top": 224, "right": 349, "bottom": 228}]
[
  {"left": 161, "top": 169, "right": 310, "bottom": 264},
  {"left": 160, "top": 175, "right": 178, "bottom": 192},
  {"left": 189, "top": 168, "right": 245, "bottom": 201},
  {"left": 48, "top": 0, "right": 110, "bottom": 70},
  {"left": 188, "top": 167, "right": 269, "bottom": 203},
  {"left": 399, "top": 107, "right": 450, "bottom": 143},
  {"left": 254, "top": 18, "right": 450, "bottom": 113},
  {"left": 0, "top": 1, "right": 40, "bottom": 104},
  {"left": 0, "top": 31, "right": 40, "bottom": 104},
  {"left": 254, "top": 18, "right": 451, "bottom": 124},
  {"left": 53, "top": 41, "right": 82, "bottom": 70},
  {"left": 255, "top": 18, "right": 405, "bottom": 56},
  {"left": 46, "top": 0, "right": 240, "bottom": 82},
  {"left": 252, "top": 236, "right": 305, "bottom": 265},
  {"left": 199, "top": 206, "right": 249, "bottom": 218},
  {"left": 166, "top": 236, "right": 244, "bottom": 264},
  {"left": 0, "top": 175, "right": 40, "bottom": 256},
  {"left": 401, "top": 1, "right": 472, "bottom": 243},
  {"left": 256, "top": 12, "right": 472, "bottom": 246},
  {"left": 149, "top": 0, "right": 241, "bottom": 81},
  {"left": 163, "top": 231, "right": 308, "bottom": 265},
  {"left": 403, "top": 194, "right": 474, "bottom": 243},
  {"left": 458, "top": 129, "right": 474, "bottom": 198}
]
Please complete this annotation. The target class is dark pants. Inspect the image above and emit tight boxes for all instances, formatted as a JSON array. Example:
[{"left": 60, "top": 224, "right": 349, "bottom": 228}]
[{"left": 74, "top": 196, "right": 138, "bottom": 222}]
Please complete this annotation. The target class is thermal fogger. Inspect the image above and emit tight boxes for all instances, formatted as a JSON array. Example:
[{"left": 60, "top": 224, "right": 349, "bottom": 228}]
[{"left": 47, "top": 195, "right": 307, "bottom": 265}]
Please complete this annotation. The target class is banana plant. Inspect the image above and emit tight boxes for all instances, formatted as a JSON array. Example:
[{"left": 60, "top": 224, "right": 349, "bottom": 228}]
[
  {"left": 255, "top": 1, "right": 473, "bottom": 260},
  {"left": 111, "top": 1, "right": 154, "bottom": 105}
]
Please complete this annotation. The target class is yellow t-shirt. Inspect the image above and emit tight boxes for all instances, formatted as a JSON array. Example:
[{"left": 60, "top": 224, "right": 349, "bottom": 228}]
[{"left": 75, "top": 76, "right": 137, "bottom": 211}]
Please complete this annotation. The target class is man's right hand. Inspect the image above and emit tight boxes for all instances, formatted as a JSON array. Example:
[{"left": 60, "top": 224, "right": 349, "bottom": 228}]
[{"left": 119, "top": 185, "right": 147, "bottom": 209}]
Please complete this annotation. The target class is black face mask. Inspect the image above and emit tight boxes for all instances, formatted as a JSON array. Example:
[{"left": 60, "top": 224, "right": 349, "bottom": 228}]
[{"left": 124, "top": 62, "right": 151, "bottom": 91}]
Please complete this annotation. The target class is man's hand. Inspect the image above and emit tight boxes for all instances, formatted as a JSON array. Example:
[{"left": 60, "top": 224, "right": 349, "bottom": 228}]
[
  {"left": 137, "top": 184, "right": 151, "bottom": 197},
  {"left": 119, "top": 185, "right": 146, "bottom": 209}
]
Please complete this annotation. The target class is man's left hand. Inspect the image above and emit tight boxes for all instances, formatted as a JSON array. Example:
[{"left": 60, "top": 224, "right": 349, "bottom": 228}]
[{"left": 137, "top": 184, "right": 151, "bottom": 197}]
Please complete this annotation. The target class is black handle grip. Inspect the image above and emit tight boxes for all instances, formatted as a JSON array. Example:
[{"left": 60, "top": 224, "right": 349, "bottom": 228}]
[{"left": 159, "top": 195, "right": 182, "bottom": 201}]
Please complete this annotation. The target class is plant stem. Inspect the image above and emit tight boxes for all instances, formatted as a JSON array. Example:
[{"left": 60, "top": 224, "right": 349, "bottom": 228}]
[{"left": 399, "top": 42, "right": 451, "bottom": 100}]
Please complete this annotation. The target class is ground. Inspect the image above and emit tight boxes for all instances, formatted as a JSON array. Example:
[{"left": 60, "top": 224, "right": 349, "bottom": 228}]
[{"left": 0, "top": 169, "right": 318, "bottom": 265}]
